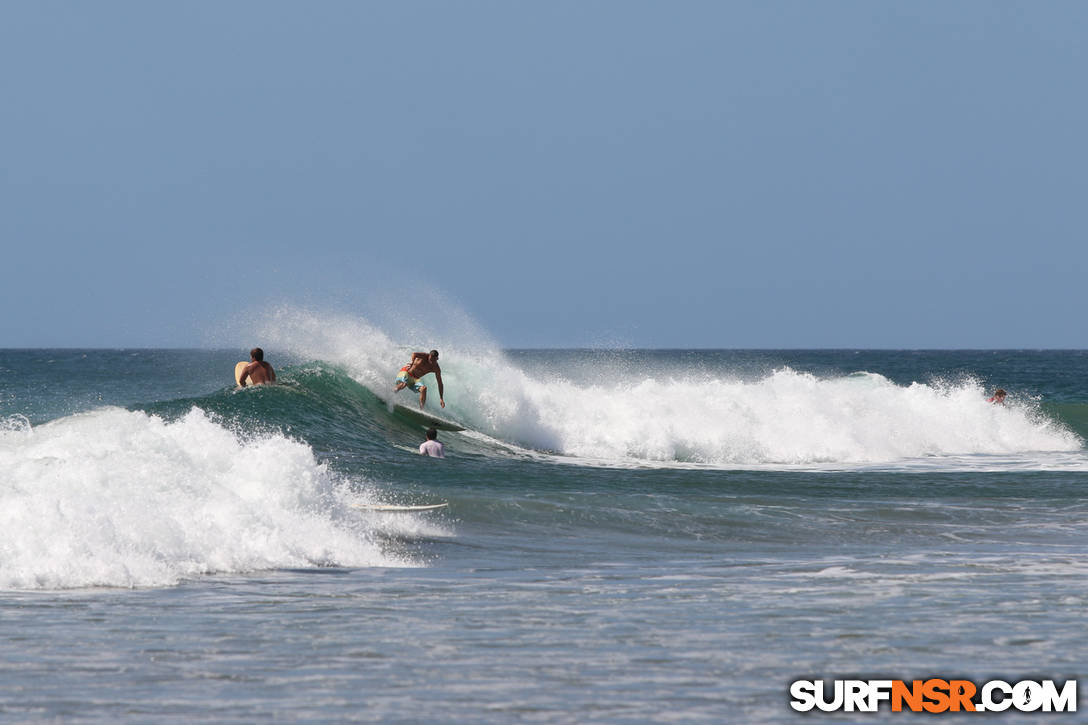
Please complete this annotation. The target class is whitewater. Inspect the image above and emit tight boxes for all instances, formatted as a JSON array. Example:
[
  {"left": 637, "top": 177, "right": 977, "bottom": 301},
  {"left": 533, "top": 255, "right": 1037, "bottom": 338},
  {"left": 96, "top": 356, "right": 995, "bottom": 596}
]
[{"left": 0, "top": 407, "right": 431, "bottom": 589}]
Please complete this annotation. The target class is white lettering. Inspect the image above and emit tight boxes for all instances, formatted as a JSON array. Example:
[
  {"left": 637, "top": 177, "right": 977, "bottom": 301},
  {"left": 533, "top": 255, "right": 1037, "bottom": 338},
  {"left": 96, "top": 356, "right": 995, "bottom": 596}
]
[
  {"left": 1014, "top": 680, "right": 1043, "bottom": 712},
  {"left": 981, "top": 680, "right": 1012, "bottom": 712},
  {"left": 815, "top": 680, "right": 844, "bottom": 712},
  {"left": 1041, "top": 679, "right": 1077, "bottom": 712},
  {"left": 789, "top": 680, "right": 816, "bottom": 712},
  {"left": 867, "top": 680, "right": 893, "bottom": 711},
  {"left": 844, "top": 680, "right": 868, "bottom": 712}
]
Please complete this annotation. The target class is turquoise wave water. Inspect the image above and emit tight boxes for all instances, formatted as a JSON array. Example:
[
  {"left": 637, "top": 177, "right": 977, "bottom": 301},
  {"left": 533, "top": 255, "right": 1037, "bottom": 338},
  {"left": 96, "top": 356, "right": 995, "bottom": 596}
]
[{"left": 1045, "top": 401, "right": 1088, "bottom": 440}]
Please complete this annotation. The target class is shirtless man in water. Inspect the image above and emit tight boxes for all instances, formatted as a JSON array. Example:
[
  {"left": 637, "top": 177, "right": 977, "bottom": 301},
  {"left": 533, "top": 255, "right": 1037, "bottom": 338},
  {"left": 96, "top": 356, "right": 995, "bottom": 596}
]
[
  {"left": 394, "top": 349, "right": 445, "bottom": 409},
  {"left": 238, "top": 347, "right": 276, "bottom": 387}
]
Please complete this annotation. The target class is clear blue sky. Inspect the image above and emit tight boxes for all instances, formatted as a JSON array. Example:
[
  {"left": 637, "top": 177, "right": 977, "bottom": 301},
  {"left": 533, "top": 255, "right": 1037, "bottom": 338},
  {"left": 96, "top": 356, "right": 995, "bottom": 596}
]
[{"left": 2, "top": 2, "right": 1085, "bottom": 348}]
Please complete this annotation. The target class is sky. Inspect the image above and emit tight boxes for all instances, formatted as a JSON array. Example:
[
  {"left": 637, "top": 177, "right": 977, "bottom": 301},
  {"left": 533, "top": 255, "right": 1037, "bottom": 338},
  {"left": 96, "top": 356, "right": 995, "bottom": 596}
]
[{"left": 2, "top": 1, "right": 1085, "bottom": 349}]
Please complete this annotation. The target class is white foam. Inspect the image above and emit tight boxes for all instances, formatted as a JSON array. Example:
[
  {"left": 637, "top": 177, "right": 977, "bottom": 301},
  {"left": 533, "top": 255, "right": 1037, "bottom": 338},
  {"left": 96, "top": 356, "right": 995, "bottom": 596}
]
[
  {"left": 256, "top": 307, "right": 1086, "bottom": 470},
  {"left": 0, "top": 407, "right": 416, "bottom": 590},
  {"left": 523, "top": 369, "right": 1083, "bottom": 464}
]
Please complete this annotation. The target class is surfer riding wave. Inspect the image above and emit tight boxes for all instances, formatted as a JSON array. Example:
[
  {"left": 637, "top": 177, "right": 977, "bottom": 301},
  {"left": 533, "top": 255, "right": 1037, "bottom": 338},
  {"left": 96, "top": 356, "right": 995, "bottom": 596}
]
[{"left": 394, "top": 349, "right": 445, "bottom": 409}]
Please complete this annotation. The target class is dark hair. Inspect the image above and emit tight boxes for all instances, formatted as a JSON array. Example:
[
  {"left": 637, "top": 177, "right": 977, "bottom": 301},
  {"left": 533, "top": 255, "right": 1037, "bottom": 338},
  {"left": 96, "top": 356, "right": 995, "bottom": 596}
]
[
  {"left": 250, "top": 347, "right": 264, "bottom": 362},
  {"left": 994, "top": 388, "right": 1006, "bottom": 396},
  {"left": 426, "top": 427, "right": 438, "bottom": 440},
  {"left": 429, "top": 349, "right": 439, "bottom": 359}
]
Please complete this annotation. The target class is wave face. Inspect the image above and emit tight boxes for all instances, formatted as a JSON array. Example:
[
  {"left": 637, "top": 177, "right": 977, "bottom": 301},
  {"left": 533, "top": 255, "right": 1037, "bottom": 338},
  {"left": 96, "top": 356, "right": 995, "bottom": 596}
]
[
  {"left": 256, "top": 310, "right": 1083, "bottom": 468},
  {"left": 0, "top": 406, "right": 418, "bottom": 589}
]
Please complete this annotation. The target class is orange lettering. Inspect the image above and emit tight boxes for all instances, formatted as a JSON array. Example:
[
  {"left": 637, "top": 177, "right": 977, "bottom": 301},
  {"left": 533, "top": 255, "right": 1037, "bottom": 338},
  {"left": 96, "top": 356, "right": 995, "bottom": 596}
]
[
  {"left": 922, "top": 679, "right": 951, "bottom": 713},
  {"left": 948, "top": 680, "right": 976, "bottom": 712},
  {"left": 892, "top": 680, "right": 924, "bottom": 712}
]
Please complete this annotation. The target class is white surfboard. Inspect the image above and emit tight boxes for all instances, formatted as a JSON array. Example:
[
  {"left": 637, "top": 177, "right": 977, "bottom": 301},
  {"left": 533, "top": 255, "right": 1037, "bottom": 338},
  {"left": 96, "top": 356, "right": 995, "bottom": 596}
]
[{"left": 351, "top": 502, "right": 449, "bottom": 512}]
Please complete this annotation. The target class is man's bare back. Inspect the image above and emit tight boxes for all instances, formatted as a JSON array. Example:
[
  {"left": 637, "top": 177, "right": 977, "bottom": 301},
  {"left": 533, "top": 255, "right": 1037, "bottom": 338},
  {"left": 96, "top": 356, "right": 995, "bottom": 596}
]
[
  {"left": 405, "top": 353, "right": 440, "bottom": 379},
  {"left": 239, "top": 347, "right": 276, "bottom": 387}
]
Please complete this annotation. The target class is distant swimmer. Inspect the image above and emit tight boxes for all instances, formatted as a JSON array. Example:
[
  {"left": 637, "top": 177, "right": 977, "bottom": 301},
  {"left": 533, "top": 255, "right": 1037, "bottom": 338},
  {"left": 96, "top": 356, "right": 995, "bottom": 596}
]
[
  {"left": 988, "top": 388, "right": 1007, "bottom": 404},
  {"left": 419, "top": 427, "right": 446, "bottom": 458},
  {"left": 394, "top": 349, "right": 445, "bottom": 410},
  {"left": 238, "top": 347, "right": 276, "bottom": 387}
]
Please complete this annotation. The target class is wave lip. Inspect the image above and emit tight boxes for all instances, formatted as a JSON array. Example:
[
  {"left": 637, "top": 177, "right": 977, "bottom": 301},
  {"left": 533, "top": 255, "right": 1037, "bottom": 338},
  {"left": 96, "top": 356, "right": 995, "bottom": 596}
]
[{"left": 0, "top": 407, "right": 412, "bottom": 590}]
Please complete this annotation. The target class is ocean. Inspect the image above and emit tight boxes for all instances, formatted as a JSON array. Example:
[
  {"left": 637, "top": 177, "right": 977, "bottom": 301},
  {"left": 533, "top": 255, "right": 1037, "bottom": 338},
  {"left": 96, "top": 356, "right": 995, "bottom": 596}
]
[{"left": 2, "top": 333, "right": 1086, "bottom": 721}]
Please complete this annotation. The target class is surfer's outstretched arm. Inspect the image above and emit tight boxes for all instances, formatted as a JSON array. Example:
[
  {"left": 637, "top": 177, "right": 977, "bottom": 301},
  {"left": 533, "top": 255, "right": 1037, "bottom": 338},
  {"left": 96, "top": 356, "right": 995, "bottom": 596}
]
[{"left": 436, "top": 370, "right": 445, "bottom": 408}]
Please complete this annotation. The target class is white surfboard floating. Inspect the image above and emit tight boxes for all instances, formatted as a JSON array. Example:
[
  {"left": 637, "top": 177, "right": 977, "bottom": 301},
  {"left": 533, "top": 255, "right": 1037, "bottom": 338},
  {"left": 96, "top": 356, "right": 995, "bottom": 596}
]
[{"left": 351, "top": 502, "right": 449, "bottom": 512}]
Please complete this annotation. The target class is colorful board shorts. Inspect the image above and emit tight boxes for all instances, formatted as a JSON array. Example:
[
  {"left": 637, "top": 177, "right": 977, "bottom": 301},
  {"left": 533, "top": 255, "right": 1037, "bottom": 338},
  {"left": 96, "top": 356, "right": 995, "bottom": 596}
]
[{"left": 396, "top": 367, "right": 425, "bottom": 393}]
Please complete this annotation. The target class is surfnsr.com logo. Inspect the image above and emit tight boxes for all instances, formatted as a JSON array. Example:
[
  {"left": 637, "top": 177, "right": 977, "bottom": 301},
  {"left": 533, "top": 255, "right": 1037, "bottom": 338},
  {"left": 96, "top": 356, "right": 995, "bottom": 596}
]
[{"left": 790, "top": 679, "right": 1077, "bottom": 713}]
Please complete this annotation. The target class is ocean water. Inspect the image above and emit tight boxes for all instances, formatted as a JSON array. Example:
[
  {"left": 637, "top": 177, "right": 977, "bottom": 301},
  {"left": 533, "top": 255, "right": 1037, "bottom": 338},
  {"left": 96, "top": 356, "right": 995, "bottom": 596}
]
[{"left": 2, "top": 329, "right": 1087, "bottom": 721}]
